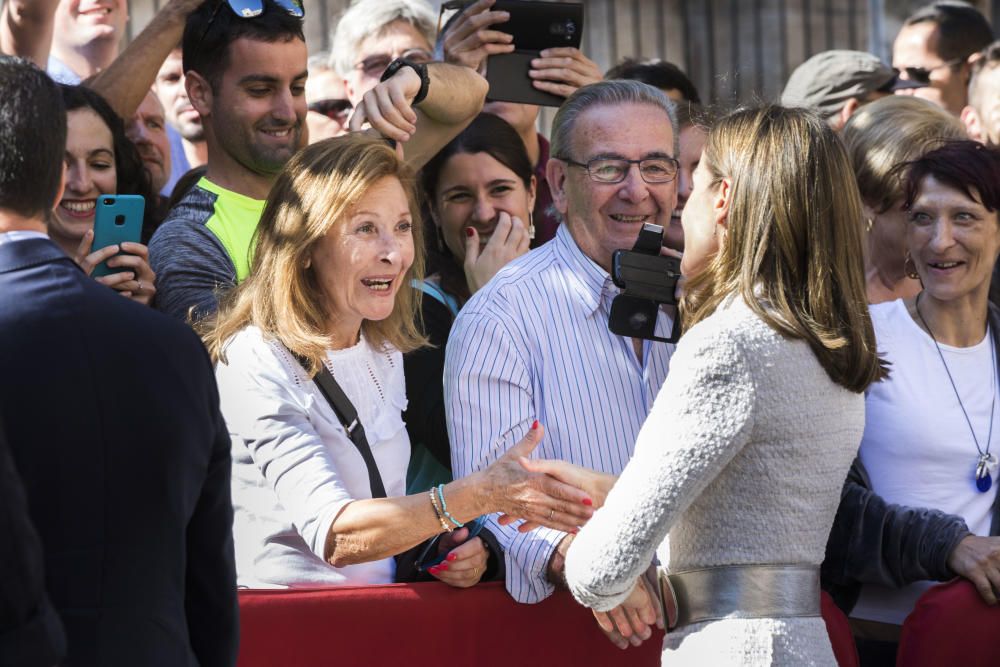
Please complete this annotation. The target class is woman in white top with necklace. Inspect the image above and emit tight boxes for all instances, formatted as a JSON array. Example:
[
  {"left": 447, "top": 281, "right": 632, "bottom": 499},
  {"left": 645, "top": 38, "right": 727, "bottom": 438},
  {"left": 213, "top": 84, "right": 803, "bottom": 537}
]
[
  {"left": 525, "top": 106, "right": 887, "bottom": 665},
  {"left": 201, "top": 135, "right": 594, "bottom": 589},
  {"left": 826, "top": 141, "right": 1000, "bottom": 664}
]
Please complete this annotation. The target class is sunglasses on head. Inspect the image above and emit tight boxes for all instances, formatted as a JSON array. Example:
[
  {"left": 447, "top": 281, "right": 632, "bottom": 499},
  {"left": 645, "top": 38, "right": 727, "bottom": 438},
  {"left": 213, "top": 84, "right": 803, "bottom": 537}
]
[
  {"left": 307, "top": 98, "right": 352, "bottom": 122},
  {"left": 200, "top": 0, "right": 304, "bottom": 45},
  {"left": 896, "top": 57, "right": 964, "bottom": 85}
]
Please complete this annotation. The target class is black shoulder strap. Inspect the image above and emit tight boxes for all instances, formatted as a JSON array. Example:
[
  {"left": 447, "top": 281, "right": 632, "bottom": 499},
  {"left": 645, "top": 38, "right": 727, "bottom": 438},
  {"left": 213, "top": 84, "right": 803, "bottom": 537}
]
[{"left": 297, "top": 354, "right": 387, "bottom": 499}]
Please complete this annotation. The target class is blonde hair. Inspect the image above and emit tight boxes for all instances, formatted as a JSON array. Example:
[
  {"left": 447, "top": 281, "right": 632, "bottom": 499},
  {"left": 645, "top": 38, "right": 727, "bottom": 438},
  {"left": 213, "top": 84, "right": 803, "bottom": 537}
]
[
  {"left": 201, "top": 134, "right": 426, "bottom": 374},
  {"left": 844, "top": 96, "right": 966, "bottom": 213},
  {"left": 682, "top": 105, "right": 886, "bottom": 393}
]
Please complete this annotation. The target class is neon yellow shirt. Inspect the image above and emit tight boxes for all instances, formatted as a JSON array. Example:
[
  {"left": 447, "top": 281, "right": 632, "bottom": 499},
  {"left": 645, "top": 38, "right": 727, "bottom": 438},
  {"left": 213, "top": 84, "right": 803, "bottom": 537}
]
[{"left": 199, "top": 178, "right": 266, "bottom": 282}]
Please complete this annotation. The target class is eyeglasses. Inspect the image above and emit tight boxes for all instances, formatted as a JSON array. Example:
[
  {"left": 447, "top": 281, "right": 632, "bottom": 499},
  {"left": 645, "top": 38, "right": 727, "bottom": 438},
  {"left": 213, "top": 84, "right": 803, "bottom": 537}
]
[
  {"left": 353, "top": 48, "right": 434, "bottom": 78},
  {"left": 895, "top": 58, "right": 964, "bottom": 85},
  {"left": 558, "top": 156, "right": 680, "bottom": 184},
  {"left": 308, "top": 98, "right": 352, "bottom": 123},
  {"left": 199, "top": 0, "right": 304, "bottom": 46}
]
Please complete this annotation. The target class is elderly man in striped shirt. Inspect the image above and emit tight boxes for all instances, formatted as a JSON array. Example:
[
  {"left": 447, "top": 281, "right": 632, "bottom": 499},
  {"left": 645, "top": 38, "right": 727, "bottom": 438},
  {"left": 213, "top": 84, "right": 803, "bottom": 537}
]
[{"left": 445, "top": 80, "right": 679, "bottom": 649}]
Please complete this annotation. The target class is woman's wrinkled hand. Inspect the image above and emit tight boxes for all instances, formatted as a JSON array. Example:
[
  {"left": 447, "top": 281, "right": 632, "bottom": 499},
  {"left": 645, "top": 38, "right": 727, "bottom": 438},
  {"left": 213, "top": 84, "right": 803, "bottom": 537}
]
[
  {"left": 427, "top": 528, "right": 489, "bottom": 589},
  {"left": 501, "top": 457, "right": 615, "bottom": 532},
  {"left": 463, "top": 211, "right": 530, "bottom": 294},
  {"left": 75, "top": 231, "right": 157, "bottom": 306},
  {"left": 478, "top": 422, "right": 594, "bottom": 533}
]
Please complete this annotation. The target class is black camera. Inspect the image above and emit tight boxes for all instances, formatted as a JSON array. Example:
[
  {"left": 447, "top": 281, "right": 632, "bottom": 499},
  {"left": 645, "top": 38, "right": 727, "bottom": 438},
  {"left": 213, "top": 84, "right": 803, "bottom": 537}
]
[
  {"left": 609, "top": 223, "right": 682, "bottom": 344},
  {"left": 549, "top": 19, "right": 577, "bottom": 39}
]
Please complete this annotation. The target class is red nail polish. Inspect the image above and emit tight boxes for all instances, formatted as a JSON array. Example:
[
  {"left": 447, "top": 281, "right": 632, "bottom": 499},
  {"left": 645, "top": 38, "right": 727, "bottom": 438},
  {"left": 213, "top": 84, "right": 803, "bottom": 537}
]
[
  {"left": 582, "top": 498, "right": 593, "bottom": 506},
  {"left": 428, "top": 567, "right": 438, "bottom": 574},
  {"left": 465, "top": 227, "right": 474, "bottom": 237},
  {"left": 439, "top": 562, "right": 449, "bottom": 570},
  {"left": 446, "top": 553, "right": 458, "bottom": 562},
  {"left": 531, "top": 420, "right": 539, "bottom": 430}
]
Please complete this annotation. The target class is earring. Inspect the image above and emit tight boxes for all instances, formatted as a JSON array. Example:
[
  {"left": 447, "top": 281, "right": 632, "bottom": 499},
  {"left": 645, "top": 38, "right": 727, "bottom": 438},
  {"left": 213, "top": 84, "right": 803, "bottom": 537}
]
[
  {"left": 865, "top": 217, "right": 874, "bottom": 233},
  {"left": 528, "top": 212, "right": 536, "bottom": 240},
  {"left": 903, "top": 252, "right": 920, "bottom": 279}
]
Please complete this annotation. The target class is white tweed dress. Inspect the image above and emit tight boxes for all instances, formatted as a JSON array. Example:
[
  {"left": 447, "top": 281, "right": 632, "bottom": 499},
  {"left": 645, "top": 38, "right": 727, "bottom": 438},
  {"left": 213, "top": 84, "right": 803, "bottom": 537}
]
[{"left": 565, "top": 297, "right": 865, "bottom": 666}]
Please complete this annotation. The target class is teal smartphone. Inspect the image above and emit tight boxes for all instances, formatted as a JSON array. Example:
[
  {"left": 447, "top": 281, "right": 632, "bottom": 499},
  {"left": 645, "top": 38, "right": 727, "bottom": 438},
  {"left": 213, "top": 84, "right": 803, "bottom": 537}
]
[{"left": 91, "top": 194, "right": 145, "bottom": 277}]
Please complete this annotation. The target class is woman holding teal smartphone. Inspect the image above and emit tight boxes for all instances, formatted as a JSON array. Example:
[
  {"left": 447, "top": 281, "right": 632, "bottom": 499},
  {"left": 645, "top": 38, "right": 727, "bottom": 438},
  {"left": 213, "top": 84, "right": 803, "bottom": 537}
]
[{"left": 49, "top": 85, "right": 159, "bottom": 306}]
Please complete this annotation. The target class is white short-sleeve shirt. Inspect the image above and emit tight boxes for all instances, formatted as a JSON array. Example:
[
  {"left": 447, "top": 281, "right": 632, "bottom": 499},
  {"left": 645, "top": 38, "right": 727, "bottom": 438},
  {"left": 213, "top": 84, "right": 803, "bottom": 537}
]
[{"left": 216, "top": 326, "right": 409, "bottom": 588}]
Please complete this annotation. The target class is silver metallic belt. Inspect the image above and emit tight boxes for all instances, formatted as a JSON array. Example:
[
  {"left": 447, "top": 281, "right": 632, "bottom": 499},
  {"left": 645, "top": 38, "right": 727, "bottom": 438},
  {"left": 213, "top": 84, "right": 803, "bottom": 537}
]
[{"left": 656, "top": 564, "right": 821, "bottom": 629}]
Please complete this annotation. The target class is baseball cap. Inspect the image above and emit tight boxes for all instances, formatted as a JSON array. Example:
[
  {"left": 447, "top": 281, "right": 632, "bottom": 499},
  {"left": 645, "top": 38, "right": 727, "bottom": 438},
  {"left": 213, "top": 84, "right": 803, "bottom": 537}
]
[{"left": 781, "top": 50, "right": 925, "bottom": 118}]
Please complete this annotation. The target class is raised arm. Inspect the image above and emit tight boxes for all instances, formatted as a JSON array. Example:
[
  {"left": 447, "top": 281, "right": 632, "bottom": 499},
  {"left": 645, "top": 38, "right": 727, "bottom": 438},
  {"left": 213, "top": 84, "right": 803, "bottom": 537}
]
[
  {"left": 86, "top": 0, "right": 203, "bottom": 119},
  {"left": 0, "top": 0, "right": 57, "bottom": 66},
  {"left": 349, "top": 61, "right": 487, "bottom": 171}
]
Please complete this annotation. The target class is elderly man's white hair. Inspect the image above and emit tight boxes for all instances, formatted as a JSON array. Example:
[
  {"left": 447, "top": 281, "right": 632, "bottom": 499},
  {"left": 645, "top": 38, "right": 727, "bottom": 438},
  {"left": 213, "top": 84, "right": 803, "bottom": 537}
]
[{"left": 329, "top": 0, "right": 437, "bottom": 78}]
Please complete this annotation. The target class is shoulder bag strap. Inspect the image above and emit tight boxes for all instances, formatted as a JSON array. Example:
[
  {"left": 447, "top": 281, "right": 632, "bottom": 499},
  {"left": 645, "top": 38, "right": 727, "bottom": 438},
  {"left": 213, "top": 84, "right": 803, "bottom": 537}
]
[{"left": 297, "top": 354, "right": 387, "bottom": 499}]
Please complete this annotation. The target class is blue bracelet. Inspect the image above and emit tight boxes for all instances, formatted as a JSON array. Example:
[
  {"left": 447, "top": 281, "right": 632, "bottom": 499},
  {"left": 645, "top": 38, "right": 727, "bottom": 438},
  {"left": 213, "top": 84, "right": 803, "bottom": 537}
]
[{"left": 436, "top": 483, "right": 464, "bottom": 529}]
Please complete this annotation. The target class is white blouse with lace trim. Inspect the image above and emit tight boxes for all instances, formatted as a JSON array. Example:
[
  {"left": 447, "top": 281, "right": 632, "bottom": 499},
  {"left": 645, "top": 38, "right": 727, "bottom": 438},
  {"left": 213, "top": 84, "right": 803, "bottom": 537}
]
[{"left": 216, "top": 325, "right": 409, "bottom": 588}]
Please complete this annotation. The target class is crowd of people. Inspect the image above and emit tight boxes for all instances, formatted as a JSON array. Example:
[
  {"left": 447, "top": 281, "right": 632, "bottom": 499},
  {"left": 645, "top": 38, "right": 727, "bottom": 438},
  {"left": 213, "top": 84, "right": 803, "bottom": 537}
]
[{"left": 1, "top": 0, "right": 999, "bottom": 666}]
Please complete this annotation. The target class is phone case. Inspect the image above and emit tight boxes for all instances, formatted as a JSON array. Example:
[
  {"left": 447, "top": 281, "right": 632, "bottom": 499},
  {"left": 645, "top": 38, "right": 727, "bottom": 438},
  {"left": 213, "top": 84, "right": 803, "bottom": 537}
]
[
  {"left": 485, "top": 1, "right": 584, "bottom": 107},
  {"left": 91, "top": 194, "right": 145, "bottom": 277}
]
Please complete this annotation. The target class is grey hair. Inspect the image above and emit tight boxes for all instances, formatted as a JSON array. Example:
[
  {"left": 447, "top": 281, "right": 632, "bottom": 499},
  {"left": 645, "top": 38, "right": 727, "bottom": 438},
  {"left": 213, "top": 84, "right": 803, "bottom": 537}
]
[
  {"left": 329, "top": 0, "right": 437, "bottom": 77},
  {"left": 308, "top": 52, "right": 333, "bottom": 74},
  {"left": 550, "top": 80, "right": 680, "bottom": 160}
]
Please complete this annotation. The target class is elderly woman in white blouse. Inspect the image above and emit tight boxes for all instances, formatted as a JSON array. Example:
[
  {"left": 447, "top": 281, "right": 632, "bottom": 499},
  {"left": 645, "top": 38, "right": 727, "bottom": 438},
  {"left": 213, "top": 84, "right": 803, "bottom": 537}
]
[
  {"left": 521, "top": 107, "right": 887, "bottom": 666},
  {"left": 201, "top": 134, "right": 593, "bottom": 589}
]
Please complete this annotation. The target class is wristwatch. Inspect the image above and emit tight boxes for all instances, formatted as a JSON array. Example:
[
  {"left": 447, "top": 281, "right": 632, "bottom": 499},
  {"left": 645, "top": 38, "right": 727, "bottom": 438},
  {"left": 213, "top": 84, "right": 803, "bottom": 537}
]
[{"left": 380, "top": 58, "right": 430, "bottom": 106}]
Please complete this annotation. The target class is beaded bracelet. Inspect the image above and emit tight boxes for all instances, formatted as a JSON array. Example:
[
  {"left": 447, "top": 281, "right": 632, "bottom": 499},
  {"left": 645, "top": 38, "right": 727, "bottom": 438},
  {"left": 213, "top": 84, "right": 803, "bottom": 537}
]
[
  {"left": 428, "top": 488, "right": 452, "bottom": 532},
  {"left": 435, "top": 483, "right": 464, "bottom": 529}
]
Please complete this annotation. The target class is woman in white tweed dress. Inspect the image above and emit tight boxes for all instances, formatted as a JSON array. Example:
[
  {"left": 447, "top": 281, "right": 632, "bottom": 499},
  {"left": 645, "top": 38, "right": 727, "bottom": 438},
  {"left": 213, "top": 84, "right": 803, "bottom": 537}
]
[{"left": 532, "top": 106, "right": 887, "bottom": 665}]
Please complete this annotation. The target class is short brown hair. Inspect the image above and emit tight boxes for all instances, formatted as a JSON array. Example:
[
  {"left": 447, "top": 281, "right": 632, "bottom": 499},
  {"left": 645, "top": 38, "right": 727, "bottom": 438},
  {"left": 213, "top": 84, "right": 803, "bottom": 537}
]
[{"left": 202, "top": 134, "right": 426, "bottom": 373}]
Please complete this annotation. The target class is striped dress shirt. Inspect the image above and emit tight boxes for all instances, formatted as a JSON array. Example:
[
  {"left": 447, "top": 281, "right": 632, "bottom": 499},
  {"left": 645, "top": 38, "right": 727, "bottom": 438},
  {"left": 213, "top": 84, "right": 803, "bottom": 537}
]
[{"left": 445, "top": 224, "right": 674, "bottom": 603}]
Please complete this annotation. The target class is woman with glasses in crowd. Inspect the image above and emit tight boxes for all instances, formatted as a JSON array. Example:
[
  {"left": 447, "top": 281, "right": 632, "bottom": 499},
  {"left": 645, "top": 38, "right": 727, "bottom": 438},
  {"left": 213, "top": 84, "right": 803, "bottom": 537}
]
[
  {"left": 522, "top": 105, "right": 885, "bottom": 665},
  {"left": 49, "top": 85, "right": 159, "bottom": 306},
  {"left": 823, "top": 141, "right": 1000, "bottom": 665},
  {"left": 404, "top": 113, "right": 535, "bottom": 491},
  {"left": 843, "top": 95, "right": 966, "bottom": 304},
  {"left": 201, "top": 133, "right": 592, "bottom": 589}
]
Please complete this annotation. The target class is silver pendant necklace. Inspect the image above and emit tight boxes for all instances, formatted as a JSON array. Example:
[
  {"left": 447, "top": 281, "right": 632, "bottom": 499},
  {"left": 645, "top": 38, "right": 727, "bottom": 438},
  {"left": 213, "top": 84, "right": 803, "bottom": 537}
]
[{"left": 915, "top": 293, "right": 998, "bottom": 493}]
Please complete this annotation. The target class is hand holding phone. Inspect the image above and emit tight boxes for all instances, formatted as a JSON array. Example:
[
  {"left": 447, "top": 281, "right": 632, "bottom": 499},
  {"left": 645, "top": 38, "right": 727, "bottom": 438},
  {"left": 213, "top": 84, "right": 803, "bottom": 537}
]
[
  {"left": 73, "top": 195, "right": 157, "bottom": 306},
  {"left": 416, "top": 517, "right": 487, "bottom": 585},
  {"left": 91, "top": 195, "right": 144, "bottom": 277}
]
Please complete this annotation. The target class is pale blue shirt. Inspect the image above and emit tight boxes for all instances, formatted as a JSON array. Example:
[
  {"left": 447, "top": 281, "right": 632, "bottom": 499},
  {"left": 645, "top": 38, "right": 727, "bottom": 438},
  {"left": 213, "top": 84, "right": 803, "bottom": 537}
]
[{"left": 445, "top": 223, "right": 674, "bottom": 603}]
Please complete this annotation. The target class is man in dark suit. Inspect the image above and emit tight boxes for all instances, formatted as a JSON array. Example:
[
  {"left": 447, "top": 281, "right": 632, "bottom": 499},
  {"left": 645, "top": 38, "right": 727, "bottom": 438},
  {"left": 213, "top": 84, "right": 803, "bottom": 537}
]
[
  {"left": 0, "top": 418, "right": 66, "bottom": 666},
  {"left": 0, "top": 56, "right": 238, "bottom": 666}
]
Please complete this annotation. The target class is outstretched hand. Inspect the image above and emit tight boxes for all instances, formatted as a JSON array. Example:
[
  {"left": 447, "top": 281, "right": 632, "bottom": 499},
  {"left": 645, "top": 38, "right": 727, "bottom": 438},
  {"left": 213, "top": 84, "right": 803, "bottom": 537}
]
[{"left": 479, "top": 422, "right": 594, "bottom": 533}]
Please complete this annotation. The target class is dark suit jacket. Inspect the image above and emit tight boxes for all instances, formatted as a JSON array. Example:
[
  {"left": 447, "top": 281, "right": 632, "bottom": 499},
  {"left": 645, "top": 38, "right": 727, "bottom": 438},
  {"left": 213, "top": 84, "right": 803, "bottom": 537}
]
[
  {"left": 0, "top": 418, "right": 66, "bottom": 666},
  {"left": 0, "top": 238, "right": 238, "bottom": 666}
]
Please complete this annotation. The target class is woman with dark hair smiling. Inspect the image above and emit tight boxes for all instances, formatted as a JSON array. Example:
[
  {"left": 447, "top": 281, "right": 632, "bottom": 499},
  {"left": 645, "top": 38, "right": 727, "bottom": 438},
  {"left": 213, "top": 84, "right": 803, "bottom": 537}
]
[
  {"left": 50, "top": 85, "right": 159, "bottom": 306},
  {"left": 824, "top": 140, "right": 1000, "bottom": 665},
  {"left": 404, "top": 112, "right": 536, "bottom": 490}
]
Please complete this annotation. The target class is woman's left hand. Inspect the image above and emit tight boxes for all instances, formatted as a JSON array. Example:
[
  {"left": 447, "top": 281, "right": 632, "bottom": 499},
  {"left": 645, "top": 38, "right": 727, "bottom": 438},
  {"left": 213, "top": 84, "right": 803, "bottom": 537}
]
[{"left": 427, "top": 527, "right": 489, "bottom": 588}]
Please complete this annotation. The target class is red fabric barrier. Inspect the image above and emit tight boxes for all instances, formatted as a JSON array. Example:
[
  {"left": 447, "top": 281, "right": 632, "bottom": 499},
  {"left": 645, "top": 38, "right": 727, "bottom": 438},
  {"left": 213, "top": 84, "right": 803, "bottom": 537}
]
[
  {"left": 821, "top": 590, "right": 859, "bottom": 667},
  {"left": 895, "top": 579, "right": 1000, "bottom": 667},
  {"left": 238, "top": 583, "right": 858, "bottom": 667},
  {"left": 238, "top": 582, "right": 660, "bottom": 667}
]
